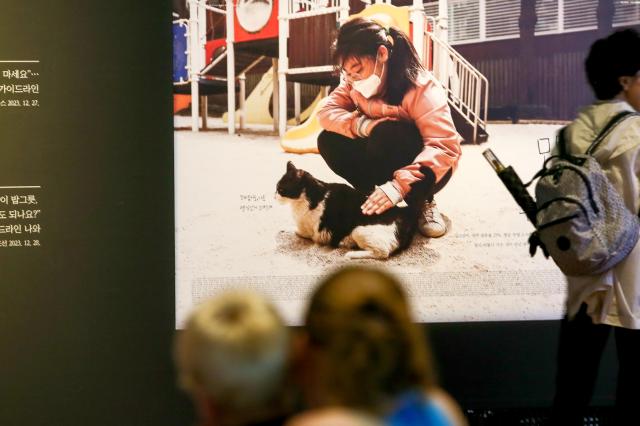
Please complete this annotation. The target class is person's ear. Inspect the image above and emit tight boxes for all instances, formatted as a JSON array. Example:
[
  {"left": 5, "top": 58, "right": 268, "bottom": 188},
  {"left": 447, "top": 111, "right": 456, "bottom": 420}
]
[
  {"left": 619, "top": 75, "right": 633, "bottom": 91},
  {"left": 193, "top": 385, "right": 218, "bottom": 424},
  {"left": 291, "top": 330, "right": 310, "bottom": 362},
  {"left": 377, "top": 45, "right": 389, "bottom": 63}
]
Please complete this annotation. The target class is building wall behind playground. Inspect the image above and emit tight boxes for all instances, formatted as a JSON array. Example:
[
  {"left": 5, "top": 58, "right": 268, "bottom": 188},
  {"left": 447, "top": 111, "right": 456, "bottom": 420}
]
[
  {"left": 455, "top": 30, "right": 596, "bottom": 122},
  {"left": 456, "top": 23, "right": 640, "bottom": 122},
  {"left": 442, "top": 0, "right": 640, "bottom": 121}
]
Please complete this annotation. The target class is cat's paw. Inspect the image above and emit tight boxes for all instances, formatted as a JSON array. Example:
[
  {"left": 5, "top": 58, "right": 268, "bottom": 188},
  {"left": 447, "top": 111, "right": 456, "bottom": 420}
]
[
  {"left": 340, "top": 236, "right": 358, "bottom": 249},
  {"left": 295, "top": 230, "right": 311, "bottom": 239},
  {"left": 345, "top": 250, "right": 376, "bottom": 260}
]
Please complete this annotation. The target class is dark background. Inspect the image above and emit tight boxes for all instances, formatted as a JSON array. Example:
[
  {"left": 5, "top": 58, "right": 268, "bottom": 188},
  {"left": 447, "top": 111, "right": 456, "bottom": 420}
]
[
  {"left": 0, "top": 1, "right": 188, "bottom": 424},
  {"left": 0, "top": 1, "right": 616, "bottom": 425}
]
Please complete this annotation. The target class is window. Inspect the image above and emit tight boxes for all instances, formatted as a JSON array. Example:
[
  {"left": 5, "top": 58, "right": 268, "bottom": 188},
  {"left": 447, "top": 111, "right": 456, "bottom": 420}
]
[
  {"left": 613, "top": 1, "right": 640, "bottom": 27},
  {"left": 535, "top": 0, "right": 559, "bottom": 34},
  {"left": 486, "top": 0, "right": 520, "bottom": 39},
  {"left": 449, "top": 0, "right": 481, "bottom": 43},
  {"left": 423, "top": 0, "right": 639, "bottom": 44},
  {"left": 424, "top": 1, "right": 438, "bottom": 18},
  {"left": 563, "top": 0, "right": 597, "bottom": 31}
]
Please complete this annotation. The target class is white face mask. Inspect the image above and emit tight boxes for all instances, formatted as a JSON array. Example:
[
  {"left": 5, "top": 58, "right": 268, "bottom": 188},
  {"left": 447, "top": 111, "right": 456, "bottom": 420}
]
[{"left": 352, "top": 57, "right": 383, "bottom": 99}]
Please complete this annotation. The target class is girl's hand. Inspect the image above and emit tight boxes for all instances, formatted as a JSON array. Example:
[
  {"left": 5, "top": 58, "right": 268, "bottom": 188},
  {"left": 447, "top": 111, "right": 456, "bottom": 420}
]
[
  {"left": 350, "top": 91, "right": 380, "bottom": 117},
  {"left": 361, "top": 187, "right": 394, "bottom": 215},
  {"left": 350, "top": 90, "right": 398, "bottom": 119}
]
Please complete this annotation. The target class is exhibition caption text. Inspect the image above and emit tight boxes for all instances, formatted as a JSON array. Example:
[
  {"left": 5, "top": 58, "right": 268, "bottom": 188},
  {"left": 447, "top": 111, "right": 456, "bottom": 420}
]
[
  {"left": 0, "top": 188, "right": 42, "bottom": 248},
  {"left": 0, "top": 60, "right": 40, "bottom": 108},
  {"left": 240, "top": 194, "right": 273, "bottom": 212}
]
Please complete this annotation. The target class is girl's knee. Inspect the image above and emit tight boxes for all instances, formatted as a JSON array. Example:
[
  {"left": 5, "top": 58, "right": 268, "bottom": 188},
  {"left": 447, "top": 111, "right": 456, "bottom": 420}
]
[
  {"left": 368, "top": 121, "right": 422, "bottom": 157},
  {"left": 370, "top": 120, "right": 420, "bottom": 140},
  {"left": 317, "top": 130, "right": 340, "bottom": 158},
  {"left": 317, "top": 131, "right": 330, "bottom": 153}
]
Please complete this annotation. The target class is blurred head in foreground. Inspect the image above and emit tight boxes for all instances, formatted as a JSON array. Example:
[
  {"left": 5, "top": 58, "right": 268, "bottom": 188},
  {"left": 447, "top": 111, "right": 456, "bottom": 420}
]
[
  {"left": 175, "top": 290, "right": 290, "bottom": 426},
  {"left": 301, "top": 265, "right": 435, "bottom": 412}
]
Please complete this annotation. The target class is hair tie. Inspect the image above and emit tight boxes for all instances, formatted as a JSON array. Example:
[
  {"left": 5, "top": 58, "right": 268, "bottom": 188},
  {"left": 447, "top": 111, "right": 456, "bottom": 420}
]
[{"left": 384, "top": 27, "right": 394, "bottom": 46}]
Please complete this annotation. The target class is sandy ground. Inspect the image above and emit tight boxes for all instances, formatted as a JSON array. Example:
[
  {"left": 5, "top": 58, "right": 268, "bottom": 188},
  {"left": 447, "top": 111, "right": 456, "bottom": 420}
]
[{"left": 175, "top": 116, "right": 568, "bottom": 325}]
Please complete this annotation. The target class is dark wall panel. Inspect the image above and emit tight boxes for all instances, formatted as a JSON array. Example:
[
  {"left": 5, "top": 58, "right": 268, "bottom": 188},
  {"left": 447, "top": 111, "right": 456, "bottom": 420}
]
[
  {"left": 289, "top": 14, "right": 337, "bottom": 69},
  {"left": 455, "top": 26, "right": 640, "bottom": 121}
]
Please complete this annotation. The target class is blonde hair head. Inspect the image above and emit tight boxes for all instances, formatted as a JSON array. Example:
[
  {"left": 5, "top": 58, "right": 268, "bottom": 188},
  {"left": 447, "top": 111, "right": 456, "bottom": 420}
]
[{"left": 175, "top": 290, "right": 289, "bottom": 411}]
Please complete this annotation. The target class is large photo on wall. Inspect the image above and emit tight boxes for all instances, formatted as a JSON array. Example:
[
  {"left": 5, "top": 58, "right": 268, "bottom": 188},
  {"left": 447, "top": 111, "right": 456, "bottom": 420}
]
[{"left": 173, "top": 0, "right": 640, "bottom": 325}]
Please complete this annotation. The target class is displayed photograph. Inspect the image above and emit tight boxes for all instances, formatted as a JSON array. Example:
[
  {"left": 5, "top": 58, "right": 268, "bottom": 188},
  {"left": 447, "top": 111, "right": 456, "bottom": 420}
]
[{"left": 173, "top": 0, "right": 640, "bottom": 325}]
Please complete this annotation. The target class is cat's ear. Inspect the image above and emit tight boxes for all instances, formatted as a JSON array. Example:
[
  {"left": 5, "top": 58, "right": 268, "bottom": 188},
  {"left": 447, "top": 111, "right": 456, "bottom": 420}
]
[{"left": 286, "top": 161, "right": 297, "bottom": 173}]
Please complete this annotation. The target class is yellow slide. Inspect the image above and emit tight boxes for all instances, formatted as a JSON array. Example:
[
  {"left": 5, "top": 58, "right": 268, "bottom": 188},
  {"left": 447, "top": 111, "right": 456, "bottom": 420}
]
[
  {"left": 349, "top": 4, "right": 410, "bottom": 34},
  {"left": 280, "top": 96, "right": 329, "bottom": 154},
  {"left": 223, "top": 67, "right": 321, "bottom": 125}
]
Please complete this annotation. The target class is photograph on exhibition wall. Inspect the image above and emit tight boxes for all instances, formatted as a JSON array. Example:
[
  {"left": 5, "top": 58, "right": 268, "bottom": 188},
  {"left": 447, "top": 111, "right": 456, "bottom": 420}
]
[{"left": 173, "top": 0, "right": 640, "bottom": 325}]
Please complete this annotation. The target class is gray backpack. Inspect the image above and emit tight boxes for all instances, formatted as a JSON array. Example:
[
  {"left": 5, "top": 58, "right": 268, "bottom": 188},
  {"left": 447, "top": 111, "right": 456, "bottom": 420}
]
[{"left": 528, "top": 111, "right": 640, "bottom": 276}]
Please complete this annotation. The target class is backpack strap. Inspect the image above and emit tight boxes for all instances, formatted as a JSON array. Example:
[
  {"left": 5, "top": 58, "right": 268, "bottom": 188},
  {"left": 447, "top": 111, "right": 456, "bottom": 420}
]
[
  {"left": 556, "top": 126, "right": 588, "bottom": 166},
  {"left": 586, "top": 111, "right": 639, "bottom": 155},
  {"left": 556, "top": 126, "right": 570, "bottom": 158}
]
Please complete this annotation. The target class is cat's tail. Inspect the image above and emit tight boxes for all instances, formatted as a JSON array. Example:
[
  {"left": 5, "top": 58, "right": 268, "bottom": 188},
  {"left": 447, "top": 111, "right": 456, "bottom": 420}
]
[
  {"left": 392, "top": 167, "right": 437, "bottom": 254},
  {"left": 403, "top": 166, "right": 436, "bottom": 210}
]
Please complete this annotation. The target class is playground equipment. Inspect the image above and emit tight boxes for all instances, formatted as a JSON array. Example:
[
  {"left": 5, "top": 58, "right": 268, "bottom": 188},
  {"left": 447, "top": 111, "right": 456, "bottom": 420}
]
[
  {"left": 222, "top": 67, "right": 323, "bottom": 126},
  {"left": 172, "top": 4, "right": 236, "bottom": 132},
  {"left": 192, "top": 1, "right": 234, "bottom": 133},
  {"left": 173, "top": 18, "right": 189, "bottom": 86},
  {"left": 175, "top": 0, "right": 489, "bottom": 145},
  {"left": 279, "top": 91, "right": 329, "bottom": 154},
  {"left": 176, "top": 0, "right": 332, "bottom": 133},
  {"left": 234, "top": 0, "right": 278, "bottom": 43},
  {"left": 423, "top": 16, "right": 489, "bottom": 145},
  {"left": 279, "top": 2, "right": 410, "bottom": 153},
  {"left": 278, "top": 3, "right": 411, "bottom": 153},
  {"left": 280, "top": 1, "right": 488, "bottom": 152},
  {"left": 349, "top": 3, "right": 411, "bottom": 34}
]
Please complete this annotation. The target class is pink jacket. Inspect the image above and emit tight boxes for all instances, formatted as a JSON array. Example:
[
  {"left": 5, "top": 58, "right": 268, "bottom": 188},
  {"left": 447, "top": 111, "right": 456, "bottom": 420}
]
[{"left": 317, "top": 73, "right": 462, "bottom": 196}]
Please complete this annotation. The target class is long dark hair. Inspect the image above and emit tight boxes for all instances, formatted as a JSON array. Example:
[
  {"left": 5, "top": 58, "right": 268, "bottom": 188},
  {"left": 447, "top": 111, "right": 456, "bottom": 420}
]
[
  {"left": 305, "top": 266, "right": 435, "bottom": 411},
  {"left": 333, "top": 17, "right": 425, "bottom": 105}
]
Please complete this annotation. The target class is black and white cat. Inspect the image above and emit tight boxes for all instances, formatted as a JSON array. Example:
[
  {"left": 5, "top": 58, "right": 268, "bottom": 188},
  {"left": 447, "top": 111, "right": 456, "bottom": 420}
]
[{"left": 275, "top": 161, "right": 434, "bottom": 259}]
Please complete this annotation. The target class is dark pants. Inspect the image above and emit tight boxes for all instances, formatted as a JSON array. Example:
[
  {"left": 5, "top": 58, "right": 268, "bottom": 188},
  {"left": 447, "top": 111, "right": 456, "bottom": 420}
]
[
  {"left": 317, "top": 121, "right": 451, "bottom": 197},
  {"left": 551, "top": 304, "right": 640, "bottom": 425}
]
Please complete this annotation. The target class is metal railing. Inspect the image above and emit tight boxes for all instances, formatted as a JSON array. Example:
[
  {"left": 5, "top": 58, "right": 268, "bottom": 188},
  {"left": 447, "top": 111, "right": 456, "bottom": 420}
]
[
  {"left": 184, "top": 0, "right": 235, "bottom": 133},
  {"left": 424, "top": 23, "right": 489, "bottom": 143},
  {"left": 285, "top": 0, "right": 344, "bottom": 19}
]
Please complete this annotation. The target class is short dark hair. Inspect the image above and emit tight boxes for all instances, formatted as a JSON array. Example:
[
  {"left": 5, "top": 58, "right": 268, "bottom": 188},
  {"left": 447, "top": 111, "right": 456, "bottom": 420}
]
[{"left": 585, "top": 29, "right": 640, "bottom": 100}]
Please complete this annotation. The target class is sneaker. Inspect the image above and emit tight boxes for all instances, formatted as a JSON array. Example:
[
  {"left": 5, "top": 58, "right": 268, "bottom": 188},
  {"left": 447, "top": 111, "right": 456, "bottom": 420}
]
[{"left": 419, "top": 201, "right": 447, "bottom": 238}]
